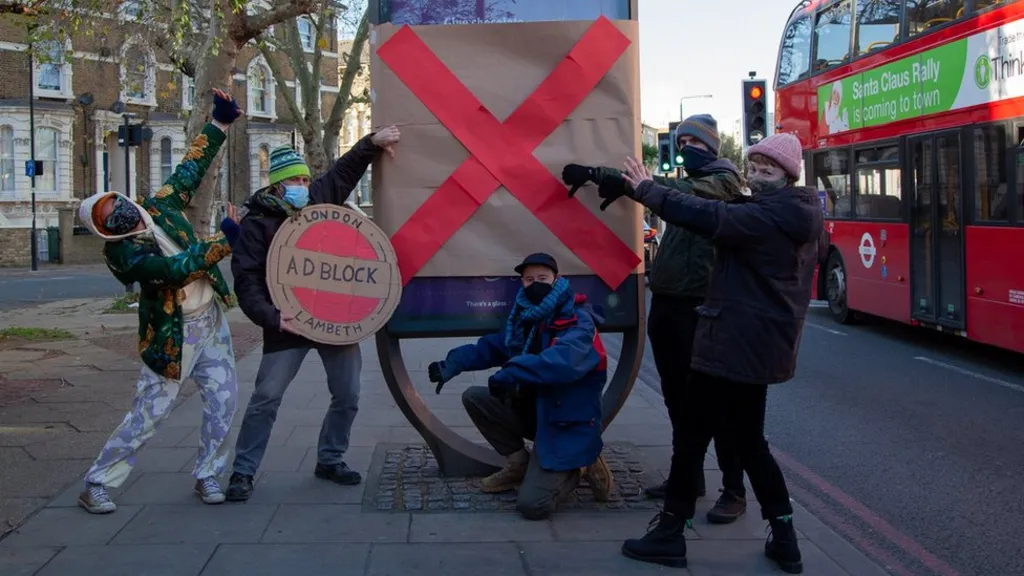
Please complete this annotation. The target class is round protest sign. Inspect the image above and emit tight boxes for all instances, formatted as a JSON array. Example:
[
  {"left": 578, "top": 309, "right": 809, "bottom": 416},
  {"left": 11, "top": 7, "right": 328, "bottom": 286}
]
[{"left": 266, "top": 205, "right": 401, "bottom": 345}]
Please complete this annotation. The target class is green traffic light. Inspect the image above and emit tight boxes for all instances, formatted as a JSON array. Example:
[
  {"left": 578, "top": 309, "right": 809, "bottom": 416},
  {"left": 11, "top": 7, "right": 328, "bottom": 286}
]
[
  {"left": 675, "top": 155, "right": 683, "bottom": 164},
  {"left": 661, "top": 162, "right": 670, "bottom": 171}
]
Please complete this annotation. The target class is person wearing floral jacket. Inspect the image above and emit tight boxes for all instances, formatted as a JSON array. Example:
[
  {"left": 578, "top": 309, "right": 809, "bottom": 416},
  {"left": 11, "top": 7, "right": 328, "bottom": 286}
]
[{"left": 75, "top": 89, "right": 245, "bottom": 514}]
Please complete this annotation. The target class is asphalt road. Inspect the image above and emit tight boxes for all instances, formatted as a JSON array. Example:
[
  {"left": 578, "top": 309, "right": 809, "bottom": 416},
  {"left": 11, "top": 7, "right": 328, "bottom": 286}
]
[{"left": 604, "top": 295, "right": 1024, "bottom": 576}]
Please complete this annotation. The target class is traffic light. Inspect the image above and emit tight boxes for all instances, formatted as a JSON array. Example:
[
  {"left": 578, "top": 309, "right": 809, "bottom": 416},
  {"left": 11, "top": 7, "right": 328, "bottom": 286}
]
[
  {"left": 657, "top": 132, "right": 671, "bottom": 172},
  {"left": 742, "top": 78, "right": 767, "bottom": 148},
  {"left": 668, "top": 121, "right": 682, "bottom": 168}
]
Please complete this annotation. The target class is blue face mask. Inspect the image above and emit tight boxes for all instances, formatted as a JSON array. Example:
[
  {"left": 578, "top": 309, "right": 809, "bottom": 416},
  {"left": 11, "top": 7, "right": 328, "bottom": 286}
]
[
  {"left": 681, "top": 145, "right": 717, "bottom": 173},
  {"left": 283, "top": 185, "right": 309, "bottom": 209}
]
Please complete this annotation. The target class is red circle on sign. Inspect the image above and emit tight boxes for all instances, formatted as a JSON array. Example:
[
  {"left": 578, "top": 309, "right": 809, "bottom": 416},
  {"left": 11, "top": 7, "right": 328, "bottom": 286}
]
[{"left": 291, "top": 220, "right": 379, "bottom": 324}]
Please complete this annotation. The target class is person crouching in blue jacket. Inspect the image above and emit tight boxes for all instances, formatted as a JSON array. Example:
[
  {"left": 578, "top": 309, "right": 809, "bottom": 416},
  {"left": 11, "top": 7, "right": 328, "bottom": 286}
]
[{"left": 428, "top": 253, "right": 615, "bottom": 520}]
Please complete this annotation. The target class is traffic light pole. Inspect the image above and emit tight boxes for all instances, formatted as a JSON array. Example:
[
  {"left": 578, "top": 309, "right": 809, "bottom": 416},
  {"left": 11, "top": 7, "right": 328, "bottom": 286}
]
[
  {"left": 28, "top": 32, "right": 38, "bottom": 271},
  {"left": 122, "top": 113, "right": 135, "bottom": 295}
]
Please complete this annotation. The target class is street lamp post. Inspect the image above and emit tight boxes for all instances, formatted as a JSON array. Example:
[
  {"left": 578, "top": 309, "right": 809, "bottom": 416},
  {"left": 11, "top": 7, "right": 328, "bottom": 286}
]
[
  {"left": 679, "top": 94, "right": 713, "bottom": 122},
  {"left": 121, "top": 112, "right": 135, "bottom": 294},
  {"left": 27, "top": 32, "right": 38, "bottom": 271}
]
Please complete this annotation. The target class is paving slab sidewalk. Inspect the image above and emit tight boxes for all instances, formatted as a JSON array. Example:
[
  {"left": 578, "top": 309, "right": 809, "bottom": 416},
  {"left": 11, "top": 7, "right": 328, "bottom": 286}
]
[{"left": 0, "top": 338, "right": 890, "bottom": 576}]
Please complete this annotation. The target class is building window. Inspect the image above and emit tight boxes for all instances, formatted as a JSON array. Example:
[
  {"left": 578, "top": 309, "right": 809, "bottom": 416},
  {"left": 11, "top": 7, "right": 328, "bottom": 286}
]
[
  {"left": 120, "top": 0, "right": 143, "bottom": 20},
  {"left": 298, "top": 17, "right": 315, "bottom": 52},
  {"left": 182, "top": 76, "right": 196, "bottom": 110},
  {"left": 120, "top": 39, "right": 156, "bottom": 106},
  {"left": 813, "top": 150, "right": 851, "bottom": 217},
  {"left": 855, "top": 0, "right": 901, "bottom": 56},
  {"left": 357, "top": 167, "right": 372, "bottom": 206},
  {"left": 777, "top": 14, "right": 812, "bottom": 86},
  {"left": 906, "top": 0, "right": 965, "bottom": 38},
  {"left": 258, "top": 145, "right": 270, "bottom": 187},
  {"left": 813, "top": 0, "right": 853, "bottom": 72},
  {"left": 160, "top": 137, "right": 173, "bottom": 183},
  {"left": 359, "top": 109, "right": 369, "bottom": 138},
  {"left": 247, "top": 58, "right": 275, "bottom": 118},
  {"left": 974, "top": 125, "right": 1008, "bottom": 222},
  {"left": 0, "top": 126, "right": 13, "bottom": 195},
  {"left": 35, "top": 40, "right": 72, "bottom": 97},
  {"left": 35, "top": 127, "right": 58, "bottom": 194}
]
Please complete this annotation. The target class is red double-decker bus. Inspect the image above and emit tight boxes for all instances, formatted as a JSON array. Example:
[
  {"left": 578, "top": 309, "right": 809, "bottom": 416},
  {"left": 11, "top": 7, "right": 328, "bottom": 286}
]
[{"left": 774, "top": 0, "right": 1024, "bottom": 354}]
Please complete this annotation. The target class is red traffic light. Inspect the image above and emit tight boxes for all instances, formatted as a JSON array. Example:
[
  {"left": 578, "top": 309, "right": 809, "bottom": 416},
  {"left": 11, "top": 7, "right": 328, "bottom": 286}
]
[{"left": 750, "top": 85, "right": 763, "bottom": 99}]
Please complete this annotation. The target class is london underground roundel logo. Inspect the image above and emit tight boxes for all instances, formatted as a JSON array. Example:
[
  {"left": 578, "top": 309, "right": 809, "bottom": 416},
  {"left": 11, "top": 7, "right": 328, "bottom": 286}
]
[
  {"left": 266, "top": 205, "right": 402, "bottom": 346},
  {"left": 859, "top": 232, "right": 876, "bottom": 268}
]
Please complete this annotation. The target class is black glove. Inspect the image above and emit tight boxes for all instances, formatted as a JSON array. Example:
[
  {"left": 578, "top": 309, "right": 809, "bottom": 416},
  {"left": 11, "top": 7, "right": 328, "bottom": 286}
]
[
  {"left": 211, "top": 88, "right": 242, "bottom": 124},
  {"left": 429, "top": 361, "right": 447, "bottom": 394},
  {"left": 597, "top": 176, "right": 630, "bottom": 211},
  {"left": 562, "top": 164, "right": 596, "bottom": 198},
  {"left": 219, "top": 217, "right": 241, "bottom": 247}
]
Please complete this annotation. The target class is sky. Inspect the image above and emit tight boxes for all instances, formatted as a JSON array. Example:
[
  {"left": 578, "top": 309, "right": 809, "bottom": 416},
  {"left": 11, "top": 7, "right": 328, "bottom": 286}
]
[{"left": 636, "top": 0, "right": 800, "bottom": 133}]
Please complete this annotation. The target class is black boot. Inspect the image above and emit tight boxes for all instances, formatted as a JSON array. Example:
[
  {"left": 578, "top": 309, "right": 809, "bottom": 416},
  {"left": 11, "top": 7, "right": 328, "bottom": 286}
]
[
  {"left": 765, "top": 516, "right": 803, "bottom": 574},
  {"left": 621, "top": 510, "right": 688, "bottom": 568},
  {"left": 314, "top": 462, "right": 362, "bottom": 485},
  {"left": 643, "top": 478, "right": 706, "bottom": 500},
  {"left": 706, "top": 488, "right": 747, "bottom": 524},
  {"left": 225, "top": 473, "right": 254, "bottom": 502}
]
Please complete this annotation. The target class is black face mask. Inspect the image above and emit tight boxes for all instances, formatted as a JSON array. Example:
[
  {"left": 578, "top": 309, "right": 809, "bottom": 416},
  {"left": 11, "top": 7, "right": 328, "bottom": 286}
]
[
  {"left": 681, "top": 145, "right": 717, "bottom": 173},
  {"left": 524, "top": 282, "right": 553, "bottom": 305},
  {"left": 104, "top": 196, "right": 141, "bottom": 235}
]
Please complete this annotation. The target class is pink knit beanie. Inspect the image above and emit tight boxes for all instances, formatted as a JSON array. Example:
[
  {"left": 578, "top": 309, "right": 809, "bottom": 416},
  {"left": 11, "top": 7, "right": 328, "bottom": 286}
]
[{"left": 747, "top": 133, "right": 802, "bottom": 180}]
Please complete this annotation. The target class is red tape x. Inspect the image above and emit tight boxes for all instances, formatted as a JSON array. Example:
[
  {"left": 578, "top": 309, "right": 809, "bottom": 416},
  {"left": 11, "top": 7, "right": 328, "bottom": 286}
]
[{"left": 377, "top": 16, "right": 641, "bottom": 289}]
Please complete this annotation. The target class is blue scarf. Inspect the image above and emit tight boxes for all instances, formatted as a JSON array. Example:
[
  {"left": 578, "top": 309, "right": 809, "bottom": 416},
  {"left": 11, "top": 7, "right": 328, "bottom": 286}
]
[{"left": 504, "top": 277, "right": 572, "bottom": 357}]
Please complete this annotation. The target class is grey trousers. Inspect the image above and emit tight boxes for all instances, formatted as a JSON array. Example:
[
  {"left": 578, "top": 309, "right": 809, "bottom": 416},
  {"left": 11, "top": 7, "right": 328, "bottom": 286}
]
[
  {"left": 232, "top": 345, "right": 361, "bottom": 476},
  {"left": 462, "top": 385, "right": 580, "bottom": 520}
]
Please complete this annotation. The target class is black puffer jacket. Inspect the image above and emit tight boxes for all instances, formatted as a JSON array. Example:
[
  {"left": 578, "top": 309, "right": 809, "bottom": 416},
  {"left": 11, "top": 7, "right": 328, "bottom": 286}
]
[
  {"left": 632, "top": 182, "right": 824, "bottom": 385},
  {"left": 231, "top": 135, "right": 380, "bottom": 352}
]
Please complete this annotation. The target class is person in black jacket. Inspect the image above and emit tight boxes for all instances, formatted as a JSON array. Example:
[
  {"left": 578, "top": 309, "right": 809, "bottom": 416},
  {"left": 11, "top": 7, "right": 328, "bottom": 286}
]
[
  {"left": 594, "top": 133, "right": 820, "bottom": 574},
  {"left": 225, "top": 127, "right": 400, "bottom": 501}
]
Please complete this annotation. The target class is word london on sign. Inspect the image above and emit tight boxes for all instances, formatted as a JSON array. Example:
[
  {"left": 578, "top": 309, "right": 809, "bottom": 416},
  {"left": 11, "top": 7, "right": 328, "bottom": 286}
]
[{"left": 267, "top": 205, "right": 402, "bottom": 346}]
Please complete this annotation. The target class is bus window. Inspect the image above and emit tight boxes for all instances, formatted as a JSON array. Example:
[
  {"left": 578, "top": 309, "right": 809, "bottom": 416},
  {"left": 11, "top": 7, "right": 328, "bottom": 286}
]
[
  {"left": 906, "top": 0, "right": 965, "bottom": 37},
  {"left": 854, "top": 0, "right": 901, "bottom": 56},
  {"left": 855, "top": 145, "right": 902, "bottom": 219},
  {"left": 813, "top": 150, "right": 852, "bottom": 217},
  {"left": 813, "top": 0, "right": 853, "bottom": 72},
  {"left": 974, "top": 125, "right": 1009, "bottom": 222},
  {"left": 778, "top": 15, "right": 812, "bottom": 85},
  {"left": 973, "top": 0, "right": 1012, "bottom": 13}
]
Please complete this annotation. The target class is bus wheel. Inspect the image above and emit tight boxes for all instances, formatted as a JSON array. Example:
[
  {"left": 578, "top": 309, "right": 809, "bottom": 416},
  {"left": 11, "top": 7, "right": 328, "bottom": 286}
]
[{"left": 825, "top": 251, "right": 855, "bottom": 324}]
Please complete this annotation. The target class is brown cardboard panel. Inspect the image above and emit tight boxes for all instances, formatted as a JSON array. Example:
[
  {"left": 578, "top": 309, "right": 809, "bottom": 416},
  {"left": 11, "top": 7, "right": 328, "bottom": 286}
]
[{"left": 370, "top": 19, "right": 643, "bottom": 277}]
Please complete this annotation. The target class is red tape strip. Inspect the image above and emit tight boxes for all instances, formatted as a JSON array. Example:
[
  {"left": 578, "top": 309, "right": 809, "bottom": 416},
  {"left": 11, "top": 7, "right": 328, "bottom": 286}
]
[{"left": 378, "top": 17, "right": 640, "bottom": 289}]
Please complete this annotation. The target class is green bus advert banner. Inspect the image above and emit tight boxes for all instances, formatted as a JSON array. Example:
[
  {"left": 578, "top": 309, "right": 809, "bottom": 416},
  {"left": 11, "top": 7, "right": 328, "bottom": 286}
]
[{"left": 817, "top": 19, "right": 1024, "bottom": 138}]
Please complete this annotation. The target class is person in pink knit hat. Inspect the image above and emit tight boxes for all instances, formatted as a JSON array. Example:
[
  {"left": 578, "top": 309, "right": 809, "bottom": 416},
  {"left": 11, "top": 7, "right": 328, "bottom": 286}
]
[{"left": 578, "top": 131, "right": 823, "bottom": 574}]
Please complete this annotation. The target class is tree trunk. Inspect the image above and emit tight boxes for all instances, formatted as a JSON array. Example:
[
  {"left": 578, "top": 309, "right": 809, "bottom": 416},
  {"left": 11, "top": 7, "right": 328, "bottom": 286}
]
[{"left": 303, "top": 125, "right": 330, "bottom": 176}]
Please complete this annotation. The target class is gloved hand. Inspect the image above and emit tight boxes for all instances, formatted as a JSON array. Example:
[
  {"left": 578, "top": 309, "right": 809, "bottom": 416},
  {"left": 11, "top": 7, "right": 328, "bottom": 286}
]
[
  {"left": 428, "top": 361, "right": 448, "bottom": 394},
  {"left": 597, "top": 176, "right": 631, "bottom": 211},
  {"left": 211, "top": 88, "right": 242, "bottom": 124},
  {"left": 219, "top": 217, "right": 241, "bottom": 247},
  {"left": 562, "top": 164, "right": 596, "bottom": 198}
]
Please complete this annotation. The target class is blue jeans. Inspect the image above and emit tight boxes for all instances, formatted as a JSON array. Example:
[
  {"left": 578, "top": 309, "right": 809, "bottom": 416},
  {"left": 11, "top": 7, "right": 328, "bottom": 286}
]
[{"left": 232, "top": 345, "right": 361, "bottom": 476}]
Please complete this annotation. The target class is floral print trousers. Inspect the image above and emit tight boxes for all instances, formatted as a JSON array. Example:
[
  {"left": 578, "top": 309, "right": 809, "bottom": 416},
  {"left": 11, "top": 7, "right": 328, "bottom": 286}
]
[{"left": 85, "top": 304, "right": 238, "bottom": 488}]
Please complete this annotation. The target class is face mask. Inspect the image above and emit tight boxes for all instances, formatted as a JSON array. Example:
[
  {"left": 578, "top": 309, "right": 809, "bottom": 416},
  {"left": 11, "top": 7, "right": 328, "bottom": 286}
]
[
  {"left": 748, "top": 176, "right": 788, "bottom": 194},
  {"left": 104, "top": 196, "right": 141, "bottom": 235},
  {"left": 283, "top": 185, "right": 310, "bottom": 209},
  {"left": 682, "top": 145, "right": 717, "bottom": 172},
  {"left": 524, "top": 281, "right": 553, "bottom": 305}
]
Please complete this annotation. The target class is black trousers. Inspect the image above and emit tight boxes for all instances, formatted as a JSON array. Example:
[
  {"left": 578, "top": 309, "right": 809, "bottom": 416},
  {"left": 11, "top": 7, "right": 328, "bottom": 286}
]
[
  {"left": 648, "top": 294, "right": 745, "bottom": 496},
  {"left": 665, "top": 370, "right": 794, "bottom": 520}
]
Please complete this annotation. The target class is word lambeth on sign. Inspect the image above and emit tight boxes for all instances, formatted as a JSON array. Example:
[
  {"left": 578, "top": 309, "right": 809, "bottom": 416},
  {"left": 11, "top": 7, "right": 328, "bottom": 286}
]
[
  {"left": 376, "top": 16, "right": 639, "bottom": 289},
  {"left": 266, "top": 205, "right": 402, "bottom": 345}
]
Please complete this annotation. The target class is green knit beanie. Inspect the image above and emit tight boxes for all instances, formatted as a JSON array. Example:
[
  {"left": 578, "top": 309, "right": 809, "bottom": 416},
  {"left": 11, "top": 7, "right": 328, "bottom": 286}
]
[{"left": 268, "top": 146, "right": 311, "bottom": 185}]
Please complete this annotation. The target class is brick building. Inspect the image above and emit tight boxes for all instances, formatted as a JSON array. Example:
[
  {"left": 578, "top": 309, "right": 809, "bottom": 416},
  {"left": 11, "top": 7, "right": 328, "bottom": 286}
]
[
  {"left": 0, "top": 4, "right": 349, "bottom": 265},
  {"left": 338, "top": 37, "right": 374, "bottom": 214}
]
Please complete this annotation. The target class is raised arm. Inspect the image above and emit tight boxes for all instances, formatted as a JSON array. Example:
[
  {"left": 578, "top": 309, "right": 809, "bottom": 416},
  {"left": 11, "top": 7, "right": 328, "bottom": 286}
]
[{"left": 309, "top": 126, "right": 401, "bottom": 206}]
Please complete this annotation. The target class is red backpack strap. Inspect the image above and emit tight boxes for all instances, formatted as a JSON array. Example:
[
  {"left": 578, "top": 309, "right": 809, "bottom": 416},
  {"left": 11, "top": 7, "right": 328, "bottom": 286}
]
[{"left": 592, "top": 330, "right": 607, "bottom": 371}]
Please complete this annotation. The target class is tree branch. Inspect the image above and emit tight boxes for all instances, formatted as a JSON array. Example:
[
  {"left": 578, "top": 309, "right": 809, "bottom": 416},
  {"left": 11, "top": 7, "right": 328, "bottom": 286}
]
[
  {"left": 238, "top": 0, "right": 317, "bottom": 42},
  {"left": 324, "top": 7, "right": 368, "bottom": 138},
  {"left": 257, "top": 40, "right": 308, "bottom": 135}
]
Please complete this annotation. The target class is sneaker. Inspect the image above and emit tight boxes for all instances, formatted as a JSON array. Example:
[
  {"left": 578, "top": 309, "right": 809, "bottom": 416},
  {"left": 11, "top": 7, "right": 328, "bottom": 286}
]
[
  {"left": 582, "top": 454, "right": 615, "bottom": 502},
  {"left": 194, "top": 476, "right": 226, "bottom": 504},
  {"left": 314, "top": 462, "right": 362, "bottom": 485},
  {"left": 481, "top": 449, "right": 529, "bottom": 493},
  {"left": 643, "top": 479, "right": 706, "bottom": 500},
  {"left": 225, "top": 472, "right": 255, "bottom": 502},
  {"left": 78, "top": 483, "right": 116, "bottom": 514},
  {"left": 621, "top": 510, "right": 688, "bottom": 568},
  {"left": 765, "top": 516, "right": 803, "bottom": 574},
  {"left": 706, "top": 488, "right": 747, "bottom": 524}
]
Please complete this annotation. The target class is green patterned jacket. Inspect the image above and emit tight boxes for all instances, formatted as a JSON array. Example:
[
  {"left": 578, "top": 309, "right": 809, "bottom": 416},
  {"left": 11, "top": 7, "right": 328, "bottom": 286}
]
[{"left": 102, "top": 124, "right": 234, "bottom": 381}]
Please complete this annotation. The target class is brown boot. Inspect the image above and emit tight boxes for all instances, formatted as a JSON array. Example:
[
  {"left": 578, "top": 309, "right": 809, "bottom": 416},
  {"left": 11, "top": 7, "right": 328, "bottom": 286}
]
[
  {"left": 481, "top": 449, "right": 529, "bottom": 493},
  {"left": 582, "top": 454, "right": 615, "bottom": 501}
]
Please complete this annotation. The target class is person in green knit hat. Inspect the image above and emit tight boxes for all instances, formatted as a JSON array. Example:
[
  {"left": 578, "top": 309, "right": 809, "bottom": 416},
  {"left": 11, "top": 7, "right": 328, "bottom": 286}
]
[{"left": 225, "top": 125, "right": 400, "bottom": 501}]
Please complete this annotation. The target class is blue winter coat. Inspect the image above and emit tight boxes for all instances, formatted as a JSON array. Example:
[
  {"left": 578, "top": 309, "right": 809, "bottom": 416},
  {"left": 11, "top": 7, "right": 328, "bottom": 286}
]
[{"left": 443, "top": 293, "right": 608, "bottom": 471}]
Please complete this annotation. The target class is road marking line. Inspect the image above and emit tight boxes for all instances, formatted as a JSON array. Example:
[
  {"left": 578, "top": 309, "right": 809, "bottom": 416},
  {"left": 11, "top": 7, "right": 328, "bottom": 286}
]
[
  {"left": 913, "top": 356, "right": 1024, "bottom": 394},
  {"left": 805, "top": 322, "right": 847, "bottom": 336}
]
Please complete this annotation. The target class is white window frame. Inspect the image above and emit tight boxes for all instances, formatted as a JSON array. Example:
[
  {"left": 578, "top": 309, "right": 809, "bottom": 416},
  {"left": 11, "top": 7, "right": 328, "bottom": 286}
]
[
  {"left": 33, "top": 39, "right": 73, "bottom": 100},
  {"left": 34, "top": 127, "right": 59, "bottom": 196},
  {"left": 120, "top": 37, "right": 157, "bottom": 107},
  {"left": 181, "top": 76, "right": 196, "bottom": 110},
  {"left": 159, "top": 137, "right": 173, "bottom": 184},
  {"left": 246, "top": 56, "right": 276, "bottom": 120},
  {"left": 0, "top": 125, "right": 14, "bottom": 198},
  {"left": 258, "top": 144, "right": 270, "bottom": 188},
  {"left": 119, "top": 0, "right": 143, "bottom": 21},
  {"left": 298, "top": 17, "right": 315, "bottom": 52}
]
